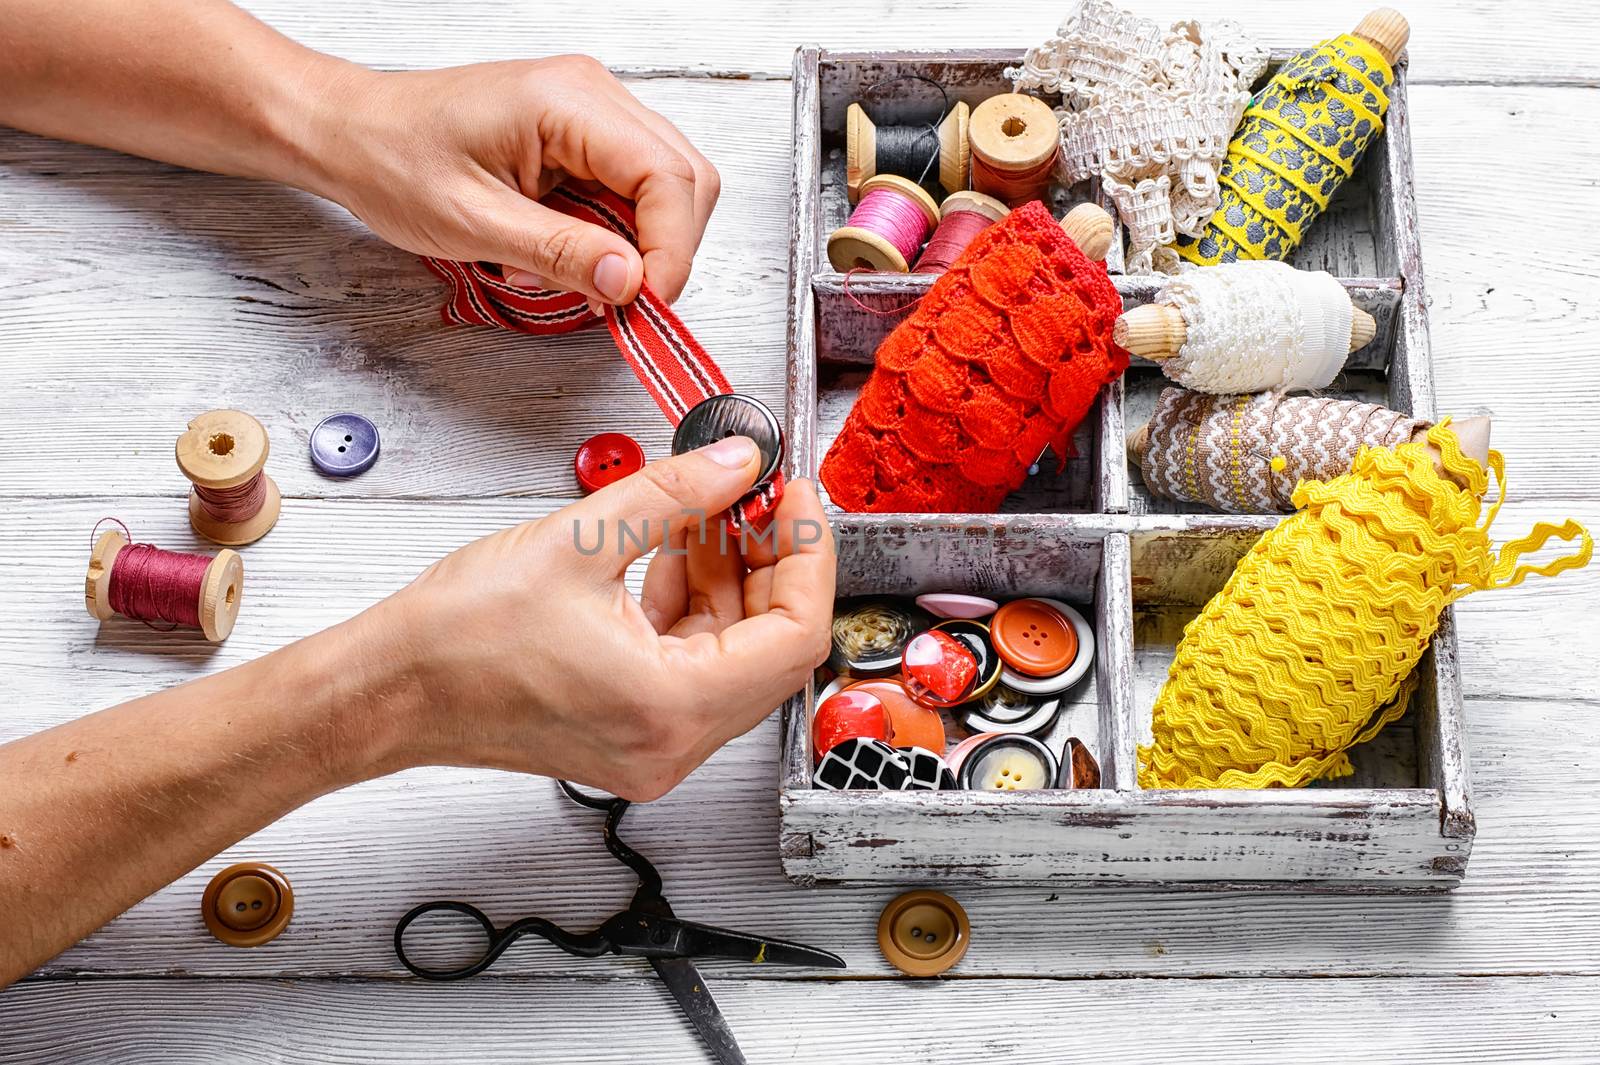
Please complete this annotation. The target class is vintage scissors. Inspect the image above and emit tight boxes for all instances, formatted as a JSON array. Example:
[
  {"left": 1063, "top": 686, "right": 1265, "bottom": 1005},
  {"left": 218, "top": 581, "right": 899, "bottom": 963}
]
[{"left": 395, "top": 781, "right": 845, "bottom": 1064}]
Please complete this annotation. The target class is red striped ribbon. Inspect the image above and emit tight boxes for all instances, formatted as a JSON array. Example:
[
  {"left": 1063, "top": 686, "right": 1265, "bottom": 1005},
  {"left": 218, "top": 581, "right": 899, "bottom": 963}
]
[{"left": 422, "top": 186, "right": 782, "bottom": 528}]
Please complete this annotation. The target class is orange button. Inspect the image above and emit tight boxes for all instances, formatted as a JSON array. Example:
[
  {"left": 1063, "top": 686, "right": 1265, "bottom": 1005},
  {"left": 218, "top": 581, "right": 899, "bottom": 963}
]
[
  {"left": 845, "top": 678, "right": 946, "bottom": 755},
  {"left": 202, "top": 862, "right": 293, "bottom": 947},
  {"left": 877, "top": 890, "right": 969, "bottom": 977},
  {"left": 990, "top": 599, "right": 1078, "bottom": 677}
]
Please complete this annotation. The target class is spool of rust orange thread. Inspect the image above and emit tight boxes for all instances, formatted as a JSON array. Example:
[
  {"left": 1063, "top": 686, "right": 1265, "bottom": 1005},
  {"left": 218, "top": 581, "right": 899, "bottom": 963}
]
[{"left": 970, "top": 94, "right": 1059, "bottom": 207}]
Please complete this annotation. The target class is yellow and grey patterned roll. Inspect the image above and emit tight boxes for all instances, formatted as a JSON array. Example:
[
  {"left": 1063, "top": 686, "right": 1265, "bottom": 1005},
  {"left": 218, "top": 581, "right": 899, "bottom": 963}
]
[{"left": 1176, "top": 34, "right": 1391, "bottom": 265}]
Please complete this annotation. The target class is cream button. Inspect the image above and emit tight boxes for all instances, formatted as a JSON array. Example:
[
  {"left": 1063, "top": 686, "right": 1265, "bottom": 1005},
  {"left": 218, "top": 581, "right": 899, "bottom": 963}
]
[
  {"left": 958, "top": 735, "right": 1059, "bottom": 792},
  {"left": 203, "top": 862, "right": 293, "bottom": 947}
]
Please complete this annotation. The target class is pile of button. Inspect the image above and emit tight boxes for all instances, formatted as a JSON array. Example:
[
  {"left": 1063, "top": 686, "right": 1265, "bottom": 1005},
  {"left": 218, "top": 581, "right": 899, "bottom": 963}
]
[{"left": 813, "top": 592, "right": 1101, "bottom": 792}]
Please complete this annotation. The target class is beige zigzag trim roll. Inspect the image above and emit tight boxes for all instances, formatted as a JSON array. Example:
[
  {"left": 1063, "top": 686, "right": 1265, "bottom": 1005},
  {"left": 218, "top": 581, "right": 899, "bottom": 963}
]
[{"left": 1131, "top": 388, "right": 1431, "bottom": 513}]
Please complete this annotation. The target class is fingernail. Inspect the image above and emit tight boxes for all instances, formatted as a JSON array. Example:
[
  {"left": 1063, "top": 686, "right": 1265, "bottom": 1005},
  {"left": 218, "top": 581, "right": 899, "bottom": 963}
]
[
  {"left": 594, "top": 254, "right": 630, "bottom": 302},
  {"left": 700, "top": 435, "right": 757, "bottom": 469},
  {"left": 505, "top": 269, "right": 547, "bottom": 289}
]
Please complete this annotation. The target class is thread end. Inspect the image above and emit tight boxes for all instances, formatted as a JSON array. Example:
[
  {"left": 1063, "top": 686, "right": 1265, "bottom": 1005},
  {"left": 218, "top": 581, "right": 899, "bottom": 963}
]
[
  {"left": 199, "top": 549, "right": 246, "bottom": 642},
  {"left": 1128, "top": 424, "right": 1151, "bottom": 467},
  {"left": 846, "top": 102, "right": 877, "bottom": 203}
]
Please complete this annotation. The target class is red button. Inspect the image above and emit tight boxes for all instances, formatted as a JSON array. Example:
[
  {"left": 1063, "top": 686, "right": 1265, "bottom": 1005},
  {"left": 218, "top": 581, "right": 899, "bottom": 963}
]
[
  {"left": 812, "top": 689, "right": 892, "bottom": 763},
  {"left": 901, "top": 630, "right": 979, "bottom": 708},
  {"left": 574, "top": 433, "right": 645, "bottom": 494}
]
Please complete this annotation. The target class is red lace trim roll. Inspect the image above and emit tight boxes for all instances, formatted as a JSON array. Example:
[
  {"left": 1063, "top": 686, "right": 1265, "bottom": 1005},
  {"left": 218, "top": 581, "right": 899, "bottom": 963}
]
[{"left": 821, "top": 201, "right": 1128, "bottom": 513}]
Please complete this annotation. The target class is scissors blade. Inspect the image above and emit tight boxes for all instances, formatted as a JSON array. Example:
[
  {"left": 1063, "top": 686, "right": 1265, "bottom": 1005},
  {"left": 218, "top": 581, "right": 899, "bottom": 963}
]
[
  {"left": 650, "top": 956, "right": 747, "bottom": 1065},
  {"left": 679, "top": 924, "right": 847, "bottom": 969}
]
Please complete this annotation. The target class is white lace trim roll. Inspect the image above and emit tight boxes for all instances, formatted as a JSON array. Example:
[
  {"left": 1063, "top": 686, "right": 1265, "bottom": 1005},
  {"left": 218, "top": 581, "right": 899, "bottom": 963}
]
[
  {"left": 1161, "top": 262, "right": 1355, "bottom": 394},
  {"left": 1007, "top": 0, "right": 1268, "bottom": 274}
]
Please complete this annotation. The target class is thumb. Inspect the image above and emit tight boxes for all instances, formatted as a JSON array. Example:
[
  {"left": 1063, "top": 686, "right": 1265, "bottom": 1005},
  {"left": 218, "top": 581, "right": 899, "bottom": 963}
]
[
  {"left": 482, "top": 187, "right": 644, "bottom": 304},
  {"left": 561, "top": 436, "right": 762, "bottom": 575}
]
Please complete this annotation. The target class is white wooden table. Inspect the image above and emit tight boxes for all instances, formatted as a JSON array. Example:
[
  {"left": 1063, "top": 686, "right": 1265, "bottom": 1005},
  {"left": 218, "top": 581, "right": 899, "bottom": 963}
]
[{"left": 3, "top": 2, "right": 1598, "bottom": 1060}]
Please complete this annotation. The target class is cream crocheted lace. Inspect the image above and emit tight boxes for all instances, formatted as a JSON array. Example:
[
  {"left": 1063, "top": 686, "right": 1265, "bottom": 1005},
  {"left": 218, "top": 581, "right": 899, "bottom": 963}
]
[
  {"left": 1008, "top": 0, "right": 1268, "bottom": 273},
  {"left": 1161, "top": 261, "right": 1354, "bottom": 394}
]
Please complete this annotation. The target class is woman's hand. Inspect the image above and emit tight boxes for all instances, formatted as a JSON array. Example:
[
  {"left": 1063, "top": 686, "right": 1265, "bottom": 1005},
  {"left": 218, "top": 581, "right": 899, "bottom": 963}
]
[
  {"left": 304, "top": 56, "right": 721, "bottom": 308},
  {"left": 360, "top": 437, "right": 834, "bottom": 801},
  {"left": 1, "top": 3, "right": 716, "bottom": 306}
]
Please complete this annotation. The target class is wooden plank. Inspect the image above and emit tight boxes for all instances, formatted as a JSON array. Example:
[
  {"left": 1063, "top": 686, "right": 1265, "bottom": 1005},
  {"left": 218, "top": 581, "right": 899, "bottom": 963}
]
[
  {"left": 2, "top": 499, "right": 1587, "bottom": 714},
  {"left": 784, "top": 786, "right": 1452, "bottom": 886},
  {"left": 1094, "top": 533, "right": 1137, "bottom": 789},
  {"left": 0, "top": 78, "right": 794, "bottom": 503},
  {"left": 230, "top": 0, "right": 1600, "bottom": 87},
  {"left": 7, "top": 975, "right": 1600, "bottom": 1063}
]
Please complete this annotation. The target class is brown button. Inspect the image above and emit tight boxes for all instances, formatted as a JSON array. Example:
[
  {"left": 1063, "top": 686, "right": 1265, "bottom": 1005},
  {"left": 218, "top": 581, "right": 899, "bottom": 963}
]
[
  {"left": 202, "top": 862, "right": 293, "bottom": 947},
  {"left": 877, "top": 890, "right": 969, "bottom": 977}
]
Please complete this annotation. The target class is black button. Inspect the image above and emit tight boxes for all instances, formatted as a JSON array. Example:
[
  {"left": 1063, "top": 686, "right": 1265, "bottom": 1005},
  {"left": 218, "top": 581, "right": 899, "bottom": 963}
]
[{"left": 671, "top": 394, "right": 783, "bottom": 485}]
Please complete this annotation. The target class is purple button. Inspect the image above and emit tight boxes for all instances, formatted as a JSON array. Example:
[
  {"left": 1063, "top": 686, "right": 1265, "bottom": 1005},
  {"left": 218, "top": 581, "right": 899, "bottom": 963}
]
[
  {"left": 310, "top": 413, "right": 380, "bottom": 476},
  {"left": 915, "top": 593, "right": 1000, "bottom": 620}
]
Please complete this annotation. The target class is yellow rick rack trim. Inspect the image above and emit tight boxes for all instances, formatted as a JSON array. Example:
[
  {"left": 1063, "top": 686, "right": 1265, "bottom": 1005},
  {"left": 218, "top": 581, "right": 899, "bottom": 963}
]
[{"left": 1139, "top": 421, "right": 1593, "bottom": 790}]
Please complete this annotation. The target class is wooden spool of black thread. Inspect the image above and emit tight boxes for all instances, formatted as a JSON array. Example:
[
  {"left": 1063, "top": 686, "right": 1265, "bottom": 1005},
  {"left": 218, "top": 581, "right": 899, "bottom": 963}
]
[{"left": 847, "top": 101, "right": 971, "bottom": 203}]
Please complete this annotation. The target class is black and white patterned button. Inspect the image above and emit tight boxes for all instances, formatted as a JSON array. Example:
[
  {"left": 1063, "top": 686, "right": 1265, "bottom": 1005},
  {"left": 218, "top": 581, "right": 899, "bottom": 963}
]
[
  {"left": 813, "top": 737, "right": 910, "bottom": 791},
  {"left": 961, "top": 684, "right": 1062, "bottom": 736},
  {"left": 897, "top": 747, "right": 956, "bottom": 791}
]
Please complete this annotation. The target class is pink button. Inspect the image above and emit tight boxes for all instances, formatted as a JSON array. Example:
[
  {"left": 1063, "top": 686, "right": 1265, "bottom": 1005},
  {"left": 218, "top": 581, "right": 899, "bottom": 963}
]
[{"left": 915, "top": 593, "right": 1000, "bottom": 620}]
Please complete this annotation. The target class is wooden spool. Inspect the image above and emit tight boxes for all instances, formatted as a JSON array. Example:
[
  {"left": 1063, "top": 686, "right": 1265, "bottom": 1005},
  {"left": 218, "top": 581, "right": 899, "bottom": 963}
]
[
  {"left": 175, "top": 409, "right": 282, "bottom": 546},
  {"left": 827, "top": 174, "right": 940, "bottom": 273},
  {"left": 85, "top": 529, "right": 245, "bottom": 642},
  {"left": 847, "top": 101, "right": 971, "bottom": 202},
  {"left": 1060, "top": 203, "right": 1114, "bottom": 263},
  {"left": 1353, "top": 8, "right": 1410, "bottom": 66},
  {"left": 969, "top": 93, "right": 1059, "bottom": 206},
  {"left": 940, "top": 190, "right": 1009, "bottom": 225},
  {"left": 1433, "top": 414, "right": 1491, "bottom": 481},
  {"left": 1128, "top": 414, "right": 1493, "bottom": 493},
  {"left": 1113, "top": 301, "right": 1379, "bottom": 360}
]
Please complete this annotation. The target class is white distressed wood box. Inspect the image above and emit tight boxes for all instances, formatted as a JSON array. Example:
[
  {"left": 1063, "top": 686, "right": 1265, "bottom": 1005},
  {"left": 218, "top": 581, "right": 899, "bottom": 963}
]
[{"left": 778, "top": 46, "right": 1474, "bottom": 891}]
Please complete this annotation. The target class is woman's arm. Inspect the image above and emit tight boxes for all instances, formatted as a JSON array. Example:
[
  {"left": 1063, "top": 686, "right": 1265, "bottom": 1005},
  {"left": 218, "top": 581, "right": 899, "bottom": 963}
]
[
  {"left": 0, "top": 0, "right": 719, "bottom": 304},
  {"left": 0, "top": 442, "right": 835, "bottom": 987},
  {"left": 0, "top": 611, "right": 419, "bottom": 984}
]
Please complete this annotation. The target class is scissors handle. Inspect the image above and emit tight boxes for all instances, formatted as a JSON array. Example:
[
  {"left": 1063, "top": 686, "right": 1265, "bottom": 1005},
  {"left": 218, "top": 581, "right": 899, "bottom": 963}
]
[{"left": 394, "top": 900, "right": 608, "bottom": 980}]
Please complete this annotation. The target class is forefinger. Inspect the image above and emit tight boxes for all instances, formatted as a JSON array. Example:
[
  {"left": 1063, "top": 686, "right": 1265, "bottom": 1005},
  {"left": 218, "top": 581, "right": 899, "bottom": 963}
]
[{"left": 548, "top": 93, "right": 700, "bottom": 303}]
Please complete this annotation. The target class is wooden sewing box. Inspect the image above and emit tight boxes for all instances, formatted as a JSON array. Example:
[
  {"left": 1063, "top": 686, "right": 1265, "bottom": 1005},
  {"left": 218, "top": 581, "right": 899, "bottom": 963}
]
[{"left": 778, "top": 45, "right": 1471, "bottom": 891}]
